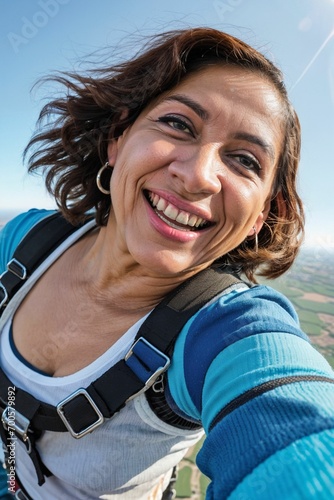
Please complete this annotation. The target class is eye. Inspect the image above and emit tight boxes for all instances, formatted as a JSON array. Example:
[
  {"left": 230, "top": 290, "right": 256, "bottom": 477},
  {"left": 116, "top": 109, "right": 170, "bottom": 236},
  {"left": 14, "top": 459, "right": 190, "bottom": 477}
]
[
  {"left": 157, "top": 115, "right": 195, "bottom": 137},
  {"left": 227, "top": 153, "right": 262, "bottom": 175}
]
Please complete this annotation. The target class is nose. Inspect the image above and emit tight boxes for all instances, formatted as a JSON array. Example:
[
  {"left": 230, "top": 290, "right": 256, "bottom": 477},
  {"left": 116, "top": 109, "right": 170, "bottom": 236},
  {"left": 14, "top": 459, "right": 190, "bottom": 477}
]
[{"left": 168, "top": 145, "right": 222, "bottom": 196}]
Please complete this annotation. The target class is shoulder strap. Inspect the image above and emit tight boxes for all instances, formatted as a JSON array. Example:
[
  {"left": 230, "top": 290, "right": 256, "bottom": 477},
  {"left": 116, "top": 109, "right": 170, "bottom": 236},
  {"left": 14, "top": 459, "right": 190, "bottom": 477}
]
[{"left": 0, "top": 212, "right": 245, "bottom": 485}]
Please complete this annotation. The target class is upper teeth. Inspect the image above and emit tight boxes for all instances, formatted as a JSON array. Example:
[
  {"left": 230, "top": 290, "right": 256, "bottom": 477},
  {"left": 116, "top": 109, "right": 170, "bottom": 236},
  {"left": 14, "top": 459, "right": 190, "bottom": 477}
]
[{"left": 148, "top": 192, "right": 208, "bottom": 229}]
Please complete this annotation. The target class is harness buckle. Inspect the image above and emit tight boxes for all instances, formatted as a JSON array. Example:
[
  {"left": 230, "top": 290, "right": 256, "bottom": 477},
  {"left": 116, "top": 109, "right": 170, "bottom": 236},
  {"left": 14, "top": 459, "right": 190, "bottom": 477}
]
[
  {"left": 15, "top": 489, "right": 30, "bottom": 500},
  {"left": 2, "top": 407, "right": 30, "bottom": 442},
  {"left": 7, "top": 259, "right": 27, "bottom": 280},
  {"left": 125, "top": 337, "right": 170, "bottom": 399},
  {"left": 57, "top": 389, "right": 104, "bottom": 439},
  {"left": 1, "top": 407, "right": 32, "bottom": 453}
]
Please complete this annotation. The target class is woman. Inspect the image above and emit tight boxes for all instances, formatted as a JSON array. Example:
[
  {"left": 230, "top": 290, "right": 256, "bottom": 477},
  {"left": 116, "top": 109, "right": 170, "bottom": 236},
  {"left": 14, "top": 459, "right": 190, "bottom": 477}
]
[{"left": 0, "top": 27, "right": 333, "bottom": 499}]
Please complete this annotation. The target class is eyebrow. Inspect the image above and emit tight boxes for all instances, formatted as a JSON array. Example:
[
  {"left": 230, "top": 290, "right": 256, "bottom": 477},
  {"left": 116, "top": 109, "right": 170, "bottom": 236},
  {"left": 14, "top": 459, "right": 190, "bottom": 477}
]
[
  {"left": 163, "top": 94, "right": 209, "bottom": 120},
  {"left": 233, "top": 132, "right": 276, "bottom": 162}
]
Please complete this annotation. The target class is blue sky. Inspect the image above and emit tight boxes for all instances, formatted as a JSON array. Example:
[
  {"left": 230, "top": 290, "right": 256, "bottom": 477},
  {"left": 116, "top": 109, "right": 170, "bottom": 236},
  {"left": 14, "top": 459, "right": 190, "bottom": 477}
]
[{"left": 1, "top": 0, "right": 333, "bottom": 250}]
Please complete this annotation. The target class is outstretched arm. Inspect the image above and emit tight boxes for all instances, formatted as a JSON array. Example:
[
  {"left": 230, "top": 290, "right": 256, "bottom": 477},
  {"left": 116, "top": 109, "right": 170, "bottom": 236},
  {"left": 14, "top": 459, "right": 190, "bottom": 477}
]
[{"left": 168, "top": 285, "right": 334, "bottom": 498}]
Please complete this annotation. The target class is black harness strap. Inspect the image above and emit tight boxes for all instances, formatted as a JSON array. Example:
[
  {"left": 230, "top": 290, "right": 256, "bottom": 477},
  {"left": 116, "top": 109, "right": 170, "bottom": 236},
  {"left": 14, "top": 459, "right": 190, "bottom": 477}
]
[{"left": 0, "top": 212, "right": 244, "bottom": 486}]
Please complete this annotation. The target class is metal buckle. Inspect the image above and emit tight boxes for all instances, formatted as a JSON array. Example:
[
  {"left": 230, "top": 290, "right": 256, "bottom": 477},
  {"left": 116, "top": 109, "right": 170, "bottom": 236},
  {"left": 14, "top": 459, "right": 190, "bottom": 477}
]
[
  {"left": 2, "top": 407, "right": 30, "bottom": 441},
  {"left": 1, "top": 407, "right": 32, "bottom": 453},
  {"left": 125, "top": 337, "right": 170, "bottom": 400},
  {"left": 0, "top": 282, "right": 8, "bottom": 309},
  {"left": 57, "top": 389, "right": 104, "bottom": 439},
  {"left": 15, "top": 489, "right": 30, "bottom": 500},
  {"left": 7, "top": 259, "right": 27, "bottom": 280}
]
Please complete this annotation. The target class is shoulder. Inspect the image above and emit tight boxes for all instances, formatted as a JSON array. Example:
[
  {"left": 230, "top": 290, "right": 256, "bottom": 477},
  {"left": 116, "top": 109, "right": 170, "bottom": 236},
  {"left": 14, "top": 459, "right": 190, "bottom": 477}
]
[
  {"left": 187, "top": 282, "right": 303, "bottom": 335},
  {"left": 0, "top": 208, "right": 56, "bottom": 273},
  {"left": 174, "top": 283, "right": 307, "bottom": 374},
  {"left": 167, "top": 284, "right": 309, "bottom": 421}
]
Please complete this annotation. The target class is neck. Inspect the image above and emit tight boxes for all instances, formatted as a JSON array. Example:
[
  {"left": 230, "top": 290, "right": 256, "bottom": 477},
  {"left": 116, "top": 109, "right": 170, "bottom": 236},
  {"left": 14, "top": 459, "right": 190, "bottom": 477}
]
[{"left": 71, "top": 225, "right": 197, "bottom": 314}]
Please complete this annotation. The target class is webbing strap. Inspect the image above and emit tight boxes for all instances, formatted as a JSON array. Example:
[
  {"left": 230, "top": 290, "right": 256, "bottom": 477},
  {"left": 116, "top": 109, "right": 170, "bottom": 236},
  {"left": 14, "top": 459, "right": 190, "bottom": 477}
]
[{"left": 135, "top": 266, "right": 242, "bottom": 353}]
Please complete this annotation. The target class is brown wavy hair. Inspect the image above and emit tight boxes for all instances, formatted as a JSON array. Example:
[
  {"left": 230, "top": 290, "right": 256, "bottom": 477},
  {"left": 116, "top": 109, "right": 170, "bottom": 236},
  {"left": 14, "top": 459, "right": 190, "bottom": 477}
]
[{"left": 24, "top": 27, "right": 304, "bottom": 281}]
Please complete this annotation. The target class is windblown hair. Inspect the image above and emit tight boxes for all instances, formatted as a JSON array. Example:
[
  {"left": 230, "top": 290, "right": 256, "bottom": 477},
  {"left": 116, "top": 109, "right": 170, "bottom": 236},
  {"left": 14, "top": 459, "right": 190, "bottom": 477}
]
[{"left": 24, "top": 27, "right": 304, "bottom": 281}]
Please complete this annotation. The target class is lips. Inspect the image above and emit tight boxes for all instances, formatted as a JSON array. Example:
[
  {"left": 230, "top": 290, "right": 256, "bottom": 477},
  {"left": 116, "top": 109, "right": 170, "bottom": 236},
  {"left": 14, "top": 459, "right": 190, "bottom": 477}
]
[{"left": 145, "top": 191, "right": 211, "bottom": 231}]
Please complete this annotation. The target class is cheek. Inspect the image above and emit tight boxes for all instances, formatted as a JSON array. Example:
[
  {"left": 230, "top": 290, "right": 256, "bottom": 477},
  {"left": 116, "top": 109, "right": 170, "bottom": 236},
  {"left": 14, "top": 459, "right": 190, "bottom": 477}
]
[
  {"left": 225, "top": 182, "right": 262, "bottom": 215},
  {"left": 220, "top": 181, "right": 269, "bottom": 237},
  {"left": 114, "top": 138, "right": 160, "bottom": 174}
]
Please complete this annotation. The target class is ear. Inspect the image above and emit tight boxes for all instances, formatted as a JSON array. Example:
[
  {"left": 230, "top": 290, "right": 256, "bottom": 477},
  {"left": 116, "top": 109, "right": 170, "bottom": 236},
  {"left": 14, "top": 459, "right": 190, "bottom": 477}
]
[
  {"left": 107, "top": 138, "right": 119, "bottom": 165},
  {"left": 107, "top": 110, "right": 130, "bottom": 164},
  {"left": 247, "top": 197, "right": 272, "bottom": 237}
]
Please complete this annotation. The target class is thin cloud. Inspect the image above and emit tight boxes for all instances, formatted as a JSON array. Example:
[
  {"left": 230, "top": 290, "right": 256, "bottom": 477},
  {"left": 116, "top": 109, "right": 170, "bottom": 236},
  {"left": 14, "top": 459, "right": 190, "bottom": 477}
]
[{"left": 291, "top": 26, "right": 334, "bottom": 90}]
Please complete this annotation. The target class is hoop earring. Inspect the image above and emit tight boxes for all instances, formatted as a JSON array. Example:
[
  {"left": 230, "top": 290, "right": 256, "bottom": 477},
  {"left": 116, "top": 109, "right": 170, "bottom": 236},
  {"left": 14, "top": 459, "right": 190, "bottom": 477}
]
[
  {"left": 253, "top": 226, "right": 258, "bottom": 253},
  {"left": 96, "top": 162, "right": 112, "bottom": 195}
]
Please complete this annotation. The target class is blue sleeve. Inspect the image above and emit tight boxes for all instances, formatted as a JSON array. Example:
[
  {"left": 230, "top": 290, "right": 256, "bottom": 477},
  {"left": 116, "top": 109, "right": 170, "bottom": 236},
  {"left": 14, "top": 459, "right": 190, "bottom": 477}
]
[
  {"left": 167, "top": 285, "right": 334, "bottom": 498},
  {"left": 0, "top": 209, "right": 56, "bottom": 274}
]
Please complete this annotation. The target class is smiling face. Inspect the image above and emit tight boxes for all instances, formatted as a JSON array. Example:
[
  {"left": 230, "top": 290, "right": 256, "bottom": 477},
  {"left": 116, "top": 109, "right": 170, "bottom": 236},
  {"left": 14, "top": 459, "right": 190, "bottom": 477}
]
[{"left": 106, "top": 64, "right": 284, "bottom": 278}]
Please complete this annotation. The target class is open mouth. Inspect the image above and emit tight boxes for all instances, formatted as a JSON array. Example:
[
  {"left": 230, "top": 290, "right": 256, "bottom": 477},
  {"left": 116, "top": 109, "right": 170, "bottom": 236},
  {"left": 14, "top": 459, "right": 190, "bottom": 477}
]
[{"left": 145, "top": 190, "right": 212, "bottom": 231}]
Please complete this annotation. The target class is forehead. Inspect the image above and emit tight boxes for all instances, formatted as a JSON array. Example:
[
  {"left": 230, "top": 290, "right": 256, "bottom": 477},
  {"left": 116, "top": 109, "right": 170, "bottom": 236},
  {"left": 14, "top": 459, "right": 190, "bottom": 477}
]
[{"left": 169, "top": 64, "right": 283, "bottom": 119}]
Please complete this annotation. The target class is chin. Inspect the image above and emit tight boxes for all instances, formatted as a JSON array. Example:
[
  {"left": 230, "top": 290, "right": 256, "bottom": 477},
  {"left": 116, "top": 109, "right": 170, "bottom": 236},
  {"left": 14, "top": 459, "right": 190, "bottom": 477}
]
[{"left": 135, "top": 252, "right": 198, "bottom": 278}]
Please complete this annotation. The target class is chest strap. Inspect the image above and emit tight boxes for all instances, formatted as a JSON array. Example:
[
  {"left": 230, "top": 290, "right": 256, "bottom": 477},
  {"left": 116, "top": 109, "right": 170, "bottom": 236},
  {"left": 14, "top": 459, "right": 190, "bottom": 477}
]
[{"left": 0, "top": 212, "right": 244, "bottom": 485}]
